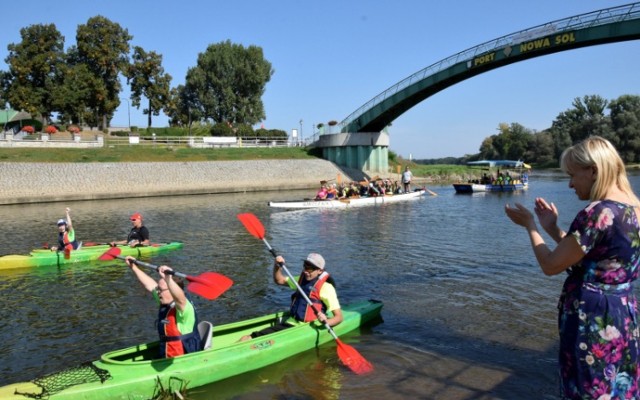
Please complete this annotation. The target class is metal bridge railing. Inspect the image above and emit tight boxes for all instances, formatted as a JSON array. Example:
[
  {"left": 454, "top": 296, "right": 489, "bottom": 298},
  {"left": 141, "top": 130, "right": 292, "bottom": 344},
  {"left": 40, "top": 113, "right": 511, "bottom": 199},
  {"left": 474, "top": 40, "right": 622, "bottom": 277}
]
[{"left": 339, "top": 2, "right": 640, "bottom": 132}]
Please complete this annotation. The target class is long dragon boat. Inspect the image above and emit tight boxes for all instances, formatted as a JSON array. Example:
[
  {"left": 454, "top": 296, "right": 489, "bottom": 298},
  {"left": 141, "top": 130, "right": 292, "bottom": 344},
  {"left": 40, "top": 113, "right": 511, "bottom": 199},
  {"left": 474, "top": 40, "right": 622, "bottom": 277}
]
[
  {"left": 269, "top": 189, "right": 426, "bottom": 209},
  {"left": 0, "top": 242, "right": 183, "bottom": 270},
  {"left": 0, "top": 299, "right": 383, "bottom": 400}
]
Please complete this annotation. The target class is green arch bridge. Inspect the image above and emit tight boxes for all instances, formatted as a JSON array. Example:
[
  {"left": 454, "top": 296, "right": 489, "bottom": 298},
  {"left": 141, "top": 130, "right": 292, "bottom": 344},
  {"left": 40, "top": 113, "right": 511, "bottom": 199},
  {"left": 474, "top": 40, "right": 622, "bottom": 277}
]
[{"left": 312, "top": 2, "right": 640, "bottom": 173}]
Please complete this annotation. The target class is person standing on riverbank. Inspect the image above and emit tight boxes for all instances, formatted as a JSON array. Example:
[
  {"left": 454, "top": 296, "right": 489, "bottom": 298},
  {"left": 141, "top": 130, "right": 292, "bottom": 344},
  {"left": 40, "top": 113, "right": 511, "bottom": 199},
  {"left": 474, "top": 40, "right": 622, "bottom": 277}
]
[
  {"left": 110, "top": 212, "right": 150, "bottom": 247},
  {"left": 505, "top": 136, "right": 640, "bottom": 399}
]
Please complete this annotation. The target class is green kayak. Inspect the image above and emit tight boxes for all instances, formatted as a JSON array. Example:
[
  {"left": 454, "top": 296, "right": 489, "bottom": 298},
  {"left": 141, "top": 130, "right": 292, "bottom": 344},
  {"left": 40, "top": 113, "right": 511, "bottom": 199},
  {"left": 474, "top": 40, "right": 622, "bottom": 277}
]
[
  {"left": 0, "top": 242, "right": 183, "bottom": 271},
  {"left": 0, "top": 299, "right": 383, "bottom": 400}
]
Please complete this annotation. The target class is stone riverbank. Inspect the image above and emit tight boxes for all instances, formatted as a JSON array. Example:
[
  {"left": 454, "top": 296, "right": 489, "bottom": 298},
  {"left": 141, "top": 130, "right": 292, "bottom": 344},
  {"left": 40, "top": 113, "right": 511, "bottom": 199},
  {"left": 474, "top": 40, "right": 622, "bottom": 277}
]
[{"left": 0, "top": 160, "right": 374, "bottom": 205}]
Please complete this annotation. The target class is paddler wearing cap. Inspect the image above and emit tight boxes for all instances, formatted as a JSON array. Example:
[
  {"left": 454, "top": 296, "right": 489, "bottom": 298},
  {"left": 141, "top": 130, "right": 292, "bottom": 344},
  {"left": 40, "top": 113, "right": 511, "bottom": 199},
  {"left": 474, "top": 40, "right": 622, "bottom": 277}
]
[
  {"left": 239, "top": 252, "right": 343, "bottom": 341},
  {"left": 109, "top": 212, "right": 150, "bottom": 248},
  {"left": 51, "top": 207, "right": 80, "bottom": 253}
]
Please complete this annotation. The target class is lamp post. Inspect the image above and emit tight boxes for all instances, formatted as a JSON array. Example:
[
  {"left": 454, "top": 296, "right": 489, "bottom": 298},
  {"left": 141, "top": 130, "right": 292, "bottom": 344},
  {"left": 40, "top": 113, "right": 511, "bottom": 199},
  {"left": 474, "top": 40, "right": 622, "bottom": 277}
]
[
  {"left": 3, "top": 105, "right": 8, "bottom": 133},
  {"left": 120, "top": 98, "right": 131, "bottom": 131},
  {"left": 299, "top": 119, "right": 303, "bottom": 145}
]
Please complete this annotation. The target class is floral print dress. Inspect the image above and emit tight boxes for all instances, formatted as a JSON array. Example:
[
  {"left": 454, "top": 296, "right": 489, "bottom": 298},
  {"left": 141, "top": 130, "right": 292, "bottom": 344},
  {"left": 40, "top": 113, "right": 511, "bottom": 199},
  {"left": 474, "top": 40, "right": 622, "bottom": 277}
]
[{"left": 560, "top": 200, "right": 640, "bottom": 399}]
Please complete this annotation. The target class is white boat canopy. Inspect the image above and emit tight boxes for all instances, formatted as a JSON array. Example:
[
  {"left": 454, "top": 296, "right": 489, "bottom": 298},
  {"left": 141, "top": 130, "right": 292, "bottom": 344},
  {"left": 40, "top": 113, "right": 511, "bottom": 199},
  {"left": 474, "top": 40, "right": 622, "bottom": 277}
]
[{"left": 466, "top": 160, "right": 530, "bottom": 169}]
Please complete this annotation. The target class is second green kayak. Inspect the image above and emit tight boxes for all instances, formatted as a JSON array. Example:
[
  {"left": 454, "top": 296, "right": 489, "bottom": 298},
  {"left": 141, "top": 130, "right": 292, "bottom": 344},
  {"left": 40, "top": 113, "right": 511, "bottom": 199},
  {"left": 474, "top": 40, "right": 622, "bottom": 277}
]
[{"left": 0, "top": 242, "right": 183, "bottom": 270}]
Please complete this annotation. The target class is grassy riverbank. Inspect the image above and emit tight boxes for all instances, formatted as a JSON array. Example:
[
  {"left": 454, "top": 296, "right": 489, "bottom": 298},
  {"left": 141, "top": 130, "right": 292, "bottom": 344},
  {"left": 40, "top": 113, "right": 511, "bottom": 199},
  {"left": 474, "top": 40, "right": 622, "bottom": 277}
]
[
  {"left": 0, "top": 147, "right": 317, "bottom": 163},
  {"left": 0, "top": 145, "right": 492, "bottom": 183}
]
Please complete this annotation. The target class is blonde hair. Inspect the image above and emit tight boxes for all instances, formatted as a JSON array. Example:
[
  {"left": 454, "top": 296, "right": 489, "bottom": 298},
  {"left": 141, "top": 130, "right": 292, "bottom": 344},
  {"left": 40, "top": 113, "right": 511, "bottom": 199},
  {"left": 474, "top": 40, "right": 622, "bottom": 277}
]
[{"left": 560, "top": 136, "right": 640, "bottom": 206}]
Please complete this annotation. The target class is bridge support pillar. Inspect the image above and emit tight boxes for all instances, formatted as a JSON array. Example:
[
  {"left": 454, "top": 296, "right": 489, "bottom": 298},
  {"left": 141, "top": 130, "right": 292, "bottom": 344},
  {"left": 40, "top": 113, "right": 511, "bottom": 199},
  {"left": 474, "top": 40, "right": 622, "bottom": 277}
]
[{"left": 316, "top": 132, "right": 389, "bottom": 174}]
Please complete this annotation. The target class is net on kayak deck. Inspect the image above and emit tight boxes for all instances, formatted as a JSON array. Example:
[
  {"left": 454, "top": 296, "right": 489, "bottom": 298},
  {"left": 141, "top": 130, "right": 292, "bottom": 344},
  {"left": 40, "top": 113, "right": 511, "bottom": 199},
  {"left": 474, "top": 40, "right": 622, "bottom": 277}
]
[{"left": 14, "top": 362, "right": 111, "bottom": 399}]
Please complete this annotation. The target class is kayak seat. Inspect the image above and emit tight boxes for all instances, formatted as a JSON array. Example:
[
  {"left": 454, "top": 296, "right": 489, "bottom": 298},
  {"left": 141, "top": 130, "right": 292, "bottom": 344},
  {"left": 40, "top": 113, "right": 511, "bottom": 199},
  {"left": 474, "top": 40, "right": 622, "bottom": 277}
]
[{"left": 198, "top": 321, "right": 213, "bottom": 351}]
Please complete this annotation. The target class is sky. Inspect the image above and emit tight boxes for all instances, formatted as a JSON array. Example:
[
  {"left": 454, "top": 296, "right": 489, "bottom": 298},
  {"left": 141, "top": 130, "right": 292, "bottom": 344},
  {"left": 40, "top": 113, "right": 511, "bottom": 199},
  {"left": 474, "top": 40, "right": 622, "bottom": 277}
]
[{"left": 1, "top": 1, "right": 639, "bottom": 159}]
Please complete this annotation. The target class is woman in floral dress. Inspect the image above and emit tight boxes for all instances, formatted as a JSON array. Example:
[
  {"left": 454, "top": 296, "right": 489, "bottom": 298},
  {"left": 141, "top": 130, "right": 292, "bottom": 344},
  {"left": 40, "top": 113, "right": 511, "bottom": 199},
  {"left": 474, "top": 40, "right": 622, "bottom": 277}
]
[{"left": 505, "top": 136, "right": 640, "bottom": 399}]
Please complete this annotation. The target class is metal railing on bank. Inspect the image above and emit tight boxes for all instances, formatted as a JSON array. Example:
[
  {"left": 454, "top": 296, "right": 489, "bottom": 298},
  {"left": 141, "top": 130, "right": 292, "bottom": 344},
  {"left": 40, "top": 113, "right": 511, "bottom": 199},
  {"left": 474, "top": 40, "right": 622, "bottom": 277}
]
[
  {"left": 0, "top": 132, "right": 301, "bottom": 149},
  {"left": 104, "top": 135, "right": 296, "bottom": 148}
]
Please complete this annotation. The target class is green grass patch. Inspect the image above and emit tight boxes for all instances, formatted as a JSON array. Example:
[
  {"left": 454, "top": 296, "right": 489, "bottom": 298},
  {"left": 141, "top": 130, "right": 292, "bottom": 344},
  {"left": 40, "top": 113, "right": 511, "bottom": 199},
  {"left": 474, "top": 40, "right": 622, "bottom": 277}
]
[
  {"left": 411, "top": 164, "right": 470, "bottom": 177},
  {"left": 387, "top": 162, "right": 472, "bottom": 181},
  {"left": 0, "top": 147, "right": 315, "bottom": 163}
]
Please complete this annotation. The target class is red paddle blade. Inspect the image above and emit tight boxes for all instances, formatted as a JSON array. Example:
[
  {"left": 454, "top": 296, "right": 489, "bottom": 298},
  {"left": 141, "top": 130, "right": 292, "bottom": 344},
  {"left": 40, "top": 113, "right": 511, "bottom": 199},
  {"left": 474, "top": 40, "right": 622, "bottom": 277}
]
[
  {"left": 237, "top": 213, "right": 265, "bottom": 239},
  {"left": 83, "top": 242, "right": 107, "bottom": 247},
  {"left": 186, "top": 272, "right": 233, "bottom": 300},
  {"left": 336, "top": 338, "right": 373, "bottom": 375},
  {"left": 98, "top": 247, "right": 122, "bottom": 261},
  {"left": 64, "top": 248, "right": 71, "bottom": 259}
]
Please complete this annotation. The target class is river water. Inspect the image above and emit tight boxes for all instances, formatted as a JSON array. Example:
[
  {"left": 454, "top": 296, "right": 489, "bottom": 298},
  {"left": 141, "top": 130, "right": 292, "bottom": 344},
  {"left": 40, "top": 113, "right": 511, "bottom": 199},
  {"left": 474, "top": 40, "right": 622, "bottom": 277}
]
[{"left": 2, "top": 171, "right": 640, "bottom": 399}]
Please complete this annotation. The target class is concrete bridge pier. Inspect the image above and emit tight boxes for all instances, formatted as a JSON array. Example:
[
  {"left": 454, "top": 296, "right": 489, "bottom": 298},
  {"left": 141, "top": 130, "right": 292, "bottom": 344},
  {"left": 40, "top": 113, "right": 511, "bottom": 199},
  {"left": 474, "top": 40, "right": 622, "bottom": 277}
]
[{"left": 315, "top": 131, "right": 389, "bottom": 174}]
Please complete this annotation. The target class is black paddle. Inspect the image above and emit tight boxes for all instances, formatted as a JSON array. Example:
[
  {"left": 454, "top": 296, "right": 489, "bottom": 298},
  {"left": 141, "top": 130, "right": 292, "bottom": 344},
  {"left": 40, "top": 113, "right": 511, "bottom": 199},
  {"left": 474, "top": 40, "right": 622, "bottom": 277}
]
[
  {"left": 237, "top": 212, "right": 373, "bottom": 375},
  {"left": 99, "top": 247, "right": 232, "bottom": 300}
]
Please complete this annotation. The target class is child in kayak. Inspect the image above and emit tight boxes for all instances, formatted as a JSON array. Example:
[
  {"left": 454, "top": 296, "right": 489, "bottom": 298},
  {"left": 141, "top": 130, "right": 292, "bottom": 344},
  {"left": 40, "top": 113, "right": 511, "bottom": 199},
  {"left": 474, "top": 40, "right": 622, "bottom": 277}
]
[{"left": 50, "top": 207, "right": 80, "bottom": 254}]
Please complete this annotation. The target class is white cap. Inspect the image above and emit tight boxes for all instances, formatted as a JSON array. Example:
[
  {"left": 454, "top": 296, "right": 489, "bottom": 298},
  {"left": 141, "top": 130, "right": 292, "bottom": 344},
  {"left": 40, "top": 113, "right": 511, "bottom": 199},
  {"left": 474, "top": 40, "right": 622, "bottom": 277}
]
[{"left": 304, "top": 253, "right": 325, "bottom": 270}]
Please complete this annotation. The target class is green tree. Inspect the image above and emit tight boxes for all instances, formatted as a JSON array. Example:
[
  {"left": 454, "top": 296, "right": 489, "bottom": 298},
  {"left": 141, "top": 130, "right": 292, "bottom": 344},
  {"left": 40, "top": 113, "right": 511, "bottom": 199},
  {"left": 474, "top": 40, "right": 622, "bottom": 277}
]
[
  {"left": 4, "top": 23, "right": 65, "bottom": 125},
  {"left": 608, "top": 94, "right": 640, "bottom": 163},
  {"left": 126, "top": 46, "right": 172, "bottom": 128},
  {"left": 479, "top": 136, "right": 500, "bottom": 159},
  {"left": 478, "top": 122, "right": 533, "bottom": 160},
  {"left": 547, "top": 110, "right": 575, "bottom": 160},
  {"left": 526, "top": 130, "right": 555, "bottom": 166},
  {"left": 210, "top": 122, "right": 234, "bottom": 136},
  {"left": 75, "top": 16, "right": 132, "bottom": 130},
  {"left": 54, "top": 60, "right": 106, "bottom": 127},
  {"left": 547, "top": 95, "right": 613, "bottom": 162},
  {"left": 166, "top": 85, "right": 187, "bottom": 127},
  {"left": 254, "top": 128, "right": 269, "bottom": 138},
  {"left": 185, "top": 40, "right": 273, "bottom": 125},
  {"left": 504, "top": 122, "right": 532, "bottom": 160},
  {"left": 571, "top": 95, "right": 612, "bottom": 142},
  {"left": 0, "top": 70, "right": 8, "bottom": 105},
  {"left": 235, "top": 123, "right": 254, "bottom": 137},
  {"left": 166, "top": 84, "right": 203, "bottom": 132}
]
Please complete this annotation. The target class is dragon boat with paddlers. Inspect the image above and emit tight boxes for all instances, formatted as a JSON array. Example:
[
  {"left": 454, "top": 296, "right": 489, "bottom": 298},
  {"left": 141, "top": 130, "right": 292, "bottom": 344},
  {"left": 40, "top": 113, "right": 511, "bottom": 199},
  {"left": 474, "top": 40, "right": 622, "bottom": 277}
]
[{"left": 269, "top": 188, "right": 428, "bottom": 209}]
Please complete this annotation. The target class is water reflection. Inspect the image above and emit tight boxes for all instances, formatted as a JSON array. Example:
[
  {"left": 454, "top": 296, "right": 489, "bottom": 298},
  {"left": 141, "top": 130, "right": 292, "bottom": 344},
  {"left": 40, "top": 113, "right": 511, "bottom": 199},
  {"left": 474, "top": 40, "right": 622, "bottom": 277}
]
[{"left": 2, "top": 171, "right": 639, "bottom": 399}]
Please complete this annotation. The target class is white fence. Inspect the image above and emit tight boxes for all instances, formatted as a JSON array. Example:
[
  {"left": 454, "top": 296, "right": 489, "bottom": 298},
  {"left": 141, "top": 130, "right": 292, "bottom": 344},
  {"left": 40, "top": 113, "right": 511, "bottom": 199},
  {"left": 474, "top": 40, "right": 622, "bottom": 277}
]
[
  {"left": 107, "top": 136, "right": 293, "bottom": 148},
  {"left": 0, "top": 134, "right": 296, "bottom": 149},
  {"left": 0, "top": 132, "right": 103, "bottom": 148}
]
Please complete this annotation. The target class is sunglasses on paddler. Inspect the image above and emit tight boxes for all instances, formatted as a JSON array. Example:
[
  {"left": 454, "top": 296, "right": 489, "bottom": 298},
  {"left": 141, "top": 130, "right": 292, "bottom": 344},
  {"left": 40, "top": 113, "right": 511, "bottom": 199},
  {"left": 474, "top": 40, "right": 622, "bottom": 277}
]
[{"left": 303, "top": 262, "right": 320, "bottom": 272}]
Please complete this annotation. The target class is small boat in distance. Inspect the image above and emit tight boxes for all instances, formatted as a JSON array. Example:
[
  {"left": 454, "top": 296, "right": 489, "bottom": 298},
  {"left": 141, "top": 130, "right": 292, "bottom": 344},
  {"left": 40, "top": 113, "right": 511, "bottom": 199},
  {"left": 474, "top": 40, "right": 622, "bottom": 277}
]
[{"left": 452, "top": 160, "right": 531, "bottom": 194}]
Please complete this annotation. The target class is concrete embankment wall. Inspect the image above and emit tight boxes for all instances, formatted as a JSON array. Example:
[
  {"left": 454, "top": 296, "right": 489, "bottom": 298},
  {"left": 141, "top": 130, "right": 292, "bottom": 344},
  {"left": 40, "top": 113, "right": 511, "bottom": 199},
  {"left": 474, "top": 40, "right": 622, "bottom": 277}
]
[{"left": 0, "top": 160, "right": 371, "bottom": 205}]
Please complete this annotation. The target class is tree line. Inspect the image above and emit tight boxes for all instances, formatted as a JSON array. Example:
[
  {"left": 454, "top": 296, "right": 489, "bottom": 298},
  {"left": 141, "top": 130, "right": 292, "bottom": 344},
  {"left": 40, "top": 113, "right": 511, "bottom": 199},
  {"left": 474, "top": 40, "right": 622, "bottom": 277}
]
[
  {"left": 0, "top": 16, "right": 276, "bottom": 137},
  {"left": 417, "top": 94, "right": 640, "bottom": 167}
]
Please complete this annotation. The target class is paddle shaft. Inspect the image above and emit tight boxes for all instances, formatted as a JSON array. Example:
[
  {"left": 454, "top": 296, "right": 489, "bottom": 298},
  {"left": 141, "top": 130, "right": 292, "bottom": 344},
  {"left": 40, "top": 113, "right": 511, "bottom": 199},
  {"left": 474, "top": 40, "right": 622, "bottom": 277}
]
[
  {"left": 425, "top": 187, "right": 438, "bottom": 196},
  {"left": 112, "top": 254, "right": 188, "bottom": 279},
  {"left": 261, "top": 238, "right": 341, "bottom": 341}
]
